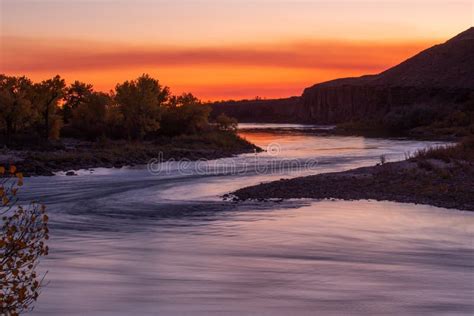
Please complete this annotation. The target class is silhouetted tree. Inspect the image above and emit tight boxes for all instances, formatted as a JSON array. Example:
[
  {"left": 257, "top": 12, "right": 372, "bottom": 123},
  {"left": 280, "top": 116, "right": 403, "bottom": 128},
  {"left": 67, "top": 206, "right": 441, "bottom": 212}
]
[
  {"left": 168, "top": 93, "right": 201, "bottom": 108},
  {"left": 62, "top": 81, "right": 94, "bottom": 124},
  {"left": 32, "top": 76, "right": 66, "bottom": 140}
]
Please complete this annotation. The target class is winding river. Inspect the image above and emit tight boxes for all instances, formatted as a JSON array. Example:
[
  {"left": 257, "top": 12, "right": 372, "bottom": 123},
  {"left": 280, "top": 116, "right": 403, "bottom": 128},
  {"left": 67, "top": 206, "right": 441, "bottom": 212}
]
[{"left": 22, "top": 124, "right": 473, "bottom": 315}]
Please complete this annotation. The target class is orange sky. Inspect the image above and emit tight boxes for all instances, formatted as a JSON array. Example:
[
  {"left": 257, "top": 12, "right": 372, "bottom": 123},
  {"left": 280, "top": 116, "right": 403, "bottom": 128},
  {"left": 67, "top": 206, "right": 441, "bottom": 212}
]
[{"left": 0, "top": 0, "right": 472, "bottom": 100}]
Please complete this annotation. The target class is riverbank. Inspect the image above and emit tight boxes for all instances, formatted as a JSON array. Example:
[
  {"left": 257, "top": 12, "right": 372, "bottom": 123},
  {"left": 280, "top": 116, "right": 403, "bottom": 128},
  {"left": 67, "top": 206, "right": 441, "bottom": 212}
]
[
  {"left": 0, "top": 131, "right": 259, "bottom": 176},
  {"left": 232, "top": 137, "right": 474, "bottom": 211}
]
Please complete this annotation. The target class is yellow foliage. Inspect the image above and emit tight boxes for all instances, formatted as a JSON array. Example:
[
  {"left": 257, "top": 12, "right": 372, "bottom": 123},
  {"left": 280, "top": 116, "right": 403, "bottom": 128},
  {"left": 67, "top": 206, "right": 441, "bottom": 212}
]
[{"left": 1, "top": 167, "right": 49, "bottom": 315}]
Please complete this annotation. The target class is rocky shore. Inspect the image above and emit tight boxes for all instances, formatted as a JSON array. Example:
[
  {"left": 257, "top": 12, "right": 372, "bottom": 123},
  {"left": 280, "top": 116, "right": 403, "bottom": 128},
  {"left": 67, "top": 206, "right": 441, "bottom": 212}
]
[
  {"left": 232, "top": 156, "right": 474, "bottom": 212},
  {"left": 0, "top": 132, "right": 259, "bottom": 176}
]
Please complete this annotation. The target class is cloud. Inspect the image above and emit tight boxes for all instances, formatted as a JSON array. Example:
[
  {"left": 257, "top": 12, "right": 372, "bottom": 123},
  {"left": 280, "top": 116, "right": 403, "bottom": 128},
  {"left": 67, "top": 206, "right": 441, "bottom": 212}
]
[{"left": 0, "top": 36, "right": 431, "bottom": 73}]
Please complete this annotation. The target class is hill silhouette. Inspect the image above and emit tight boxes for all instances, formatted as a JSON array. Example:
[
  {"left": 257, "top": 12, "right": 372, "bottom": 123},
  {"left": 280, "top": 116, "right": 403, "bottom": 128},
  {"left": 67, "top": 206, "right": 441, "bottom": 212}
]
[{"left": 308, "top": 27, "right": 473, "bottom": 89}]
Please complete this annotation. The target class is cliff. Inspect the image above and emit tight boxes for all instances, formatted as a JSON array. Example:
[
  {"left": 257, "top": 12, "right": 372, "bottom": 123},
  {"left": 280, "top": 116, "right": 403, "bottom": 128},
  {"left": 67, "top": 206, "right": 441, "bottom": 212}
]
[{"left": 301, "top": 27, "right": 474, "bottom": 123}]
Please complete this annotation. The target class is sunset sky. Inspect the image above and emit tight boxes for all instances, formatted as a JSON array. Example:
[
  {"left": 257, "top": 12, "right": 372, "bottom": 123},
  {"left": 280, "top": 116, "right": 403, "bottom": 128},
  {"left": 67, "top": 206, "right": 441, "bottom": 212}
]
[{"left": 0, "top": 0, "right": 472, "bottom": 100}]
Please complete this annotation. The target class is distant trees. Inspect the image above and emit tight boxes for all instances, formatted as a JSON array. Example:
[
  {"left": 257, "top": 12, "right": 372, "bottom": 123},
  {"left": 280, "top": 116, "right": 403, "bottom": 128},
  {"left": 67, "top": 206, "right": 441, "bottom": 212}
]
[{"left": 0, "top": 73, "right": 240, "bottom": 145}]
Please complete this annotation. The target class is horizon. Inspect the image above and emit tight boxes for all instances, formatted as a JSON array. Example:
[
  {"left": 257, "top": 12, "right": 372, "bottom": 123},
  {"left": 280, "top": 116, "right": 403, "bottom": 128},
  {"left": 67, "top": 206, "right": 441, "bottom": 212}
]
[{"left": 0, "top": 0, "right": 472, "bottom": 101}]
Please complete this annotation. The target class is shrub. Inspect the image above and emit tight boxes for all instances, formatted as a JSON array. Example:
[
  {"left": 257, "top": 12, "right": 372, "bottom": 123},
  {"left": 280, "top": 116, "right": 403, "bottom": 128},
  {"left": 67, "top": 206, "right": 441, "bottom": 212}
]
[
  {"left": 216, "top": 113, "right": 238, "bottom": 132},
  {"left": 413, "top": 136, "right": 474, "bottom": 162},
  {"left": 0, "top": 166, "right": 49, "bottom": 315}
]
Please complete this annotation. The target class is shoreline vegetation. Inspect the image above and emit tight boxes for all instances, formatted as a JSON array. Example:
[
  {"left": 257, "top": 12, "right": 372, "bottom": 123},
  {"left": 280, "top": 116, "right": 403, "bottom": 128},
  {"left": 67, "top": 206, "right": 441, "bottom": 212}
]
[
  {"left": 232, "top": 136, "right": 474, "bottom": 211},
  {"left": 1, "top": 132, "right": 258, "bottom": 176},
  {"left": 0, "top": 73, "right": 258, "bottom": 176}
]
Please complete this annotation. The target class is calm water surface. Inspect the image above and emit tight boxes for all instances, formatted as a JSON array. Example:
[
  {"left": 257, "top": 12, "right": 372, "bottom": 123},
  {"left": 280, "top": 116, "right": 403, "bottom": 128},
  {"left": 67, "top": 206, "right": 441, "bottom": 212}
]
[{"left": 21, "top": 125, "right": 472, "bottom": 315}]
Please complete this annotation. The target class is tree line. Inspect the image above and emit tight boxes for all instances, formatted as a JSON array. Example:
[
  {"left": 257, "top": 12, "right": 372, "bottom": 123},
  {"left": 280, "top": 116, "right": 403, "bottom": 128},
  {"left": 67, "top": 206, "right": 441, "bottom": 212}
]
[{"left": 0, "top": 74, "right": 237, "bottom": 145}]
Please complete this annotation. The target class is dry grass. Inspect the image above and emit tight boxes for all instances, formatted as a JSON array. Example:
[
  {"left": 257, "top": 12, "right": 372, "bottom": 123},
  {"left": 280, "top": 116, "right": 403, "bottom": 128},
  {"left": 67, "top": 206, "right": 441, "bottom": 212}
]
[{"left": 412, "top": 136, "right": 474, "bottom": 162}]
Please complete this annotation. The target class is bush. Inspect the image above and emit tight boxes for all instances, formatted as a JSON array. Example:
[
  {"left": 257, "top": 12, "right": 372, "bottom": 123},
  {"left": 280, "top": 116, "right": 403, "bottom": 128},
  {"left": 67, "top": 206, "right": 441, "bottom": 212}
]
[
  {"left": 383, "top": 104, "right": 443, "bottom": 131},
  {"left": 413, "top": 136, "right": 474, "bottom": 162},
  {"left": 216, "top": 113, "right": 238, "bottom": 132},
  {"left": 0, "top": 166, "right": 49, "bottom": 314}
]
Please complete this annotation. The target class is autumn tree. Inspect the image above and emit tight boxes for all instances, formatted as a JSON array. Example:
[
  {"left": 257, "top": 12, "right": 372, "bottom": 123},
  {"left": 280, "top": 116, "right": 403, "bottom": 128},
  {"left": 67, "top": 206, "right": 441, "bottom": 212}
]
[
  {"left": 114, "top": 74, "right": 170, "bottom": 140},
  {"left": 32, "top": 75, "right": 66, "bottom": 140},
  {"left": 0, "top": 75, "right": 34, "bottom": 144},
  {"left": 160, "top": 93, "right": 210, "bottom": 136},
  {"left": 70, "top": 92, "right": 111, "bottom": 140},
  {"left": 104, "top": 105, "right": 125, "bottom": 139},
  {"left": 0, "top": 166, "right": 49, "bottom": 315},
  {"left": 62, "top": 81, "right": 94, "bottom": 124}
]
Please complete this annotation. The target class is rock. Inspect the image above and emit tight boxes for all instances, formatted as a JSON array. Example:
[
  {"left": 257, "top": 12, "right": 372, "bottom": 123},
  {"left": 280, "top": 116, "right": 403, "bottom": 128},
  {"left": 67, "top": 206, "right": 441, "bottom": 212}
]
[{"left": 65, "top": 171, "right": 77, "bottom": 176}]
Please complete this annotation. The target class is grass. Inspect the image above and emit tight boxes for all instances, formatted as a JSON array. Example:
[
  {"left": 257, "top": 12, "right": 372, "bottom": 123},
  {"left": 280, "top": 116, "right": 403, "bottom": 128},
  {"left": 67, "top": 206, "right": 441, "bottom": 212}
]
[{"left": 412, "top": 136, "right": 474, "bottom": 163}]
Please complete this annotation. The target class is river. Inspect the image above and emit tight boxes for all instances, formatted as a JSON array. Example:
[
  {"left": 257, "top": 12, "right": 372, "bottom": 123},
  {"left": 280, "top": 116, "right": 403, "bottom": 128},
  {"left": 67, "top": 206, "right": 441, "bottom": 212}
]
[{"left": 21, "top": 124, "right": 473, "bottom": 315}]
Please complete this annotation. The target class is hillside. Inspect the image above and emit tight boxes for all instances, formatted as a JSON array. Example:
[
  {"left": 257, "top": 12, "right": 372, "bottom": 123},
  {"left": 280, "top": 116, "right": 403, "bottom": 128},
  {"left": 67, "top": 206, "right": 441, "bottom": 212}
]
[{"left": 308, "top": 27, "right": 474, "bottom": 90}]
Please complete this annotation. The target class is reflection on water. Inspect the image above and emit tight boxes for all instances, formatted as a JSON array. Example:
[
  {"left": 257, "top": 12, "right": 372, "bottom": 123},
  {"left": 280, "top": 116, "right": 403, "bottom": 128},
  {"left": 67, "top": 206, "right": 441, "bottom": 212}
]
[
  {"left": 21, "top": 128, "right": 472, "bottom": 315},
  {"left": 238, "top": 123, "right": 336, "bottom": 131}
]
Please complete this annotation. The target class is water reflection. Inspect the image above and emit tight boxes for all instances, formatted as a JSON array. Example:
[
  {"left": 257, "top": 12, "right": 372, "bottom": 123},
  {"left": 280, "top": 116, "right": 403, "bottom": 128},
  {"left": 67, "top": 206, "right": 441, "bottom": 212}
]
[
  {"left": 21, "top": 128, "right": 472, "bottom": 315},
  {"left": 35, "top": 201, "right": 473, "bottom": 315}
]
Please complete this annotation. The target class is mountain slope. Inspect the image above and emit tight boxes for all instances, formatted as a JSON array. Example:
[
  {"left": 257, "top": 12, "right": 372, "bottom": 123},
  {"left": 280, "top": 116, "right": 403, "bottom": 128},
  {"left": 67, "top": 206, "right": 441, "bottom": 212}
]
[{"left": 301, "top": 27, "right": 474, "bottom": 126}]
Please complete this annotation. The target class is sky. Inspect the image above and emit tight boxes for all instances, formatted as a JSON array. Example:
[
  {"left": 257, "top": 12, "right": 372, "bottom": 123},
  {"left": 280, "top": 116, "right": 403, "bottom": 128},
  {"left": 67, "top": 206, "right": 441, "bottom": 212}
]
[{"left": 0, "top": 0, "right": 472, "bottom": 100}]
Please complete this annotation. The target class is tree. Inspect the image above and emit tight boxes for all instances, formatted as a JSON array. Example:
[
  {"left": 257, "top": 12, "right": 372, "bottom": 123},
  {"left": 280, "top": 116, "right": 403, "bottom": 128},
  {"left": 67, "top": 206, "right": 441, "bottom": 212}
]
[
  {"left": 114, "top": 74, "right": 170, "bottom": 139},
  {"left": 105, "top": 104, "right": 125, "bottom": 140},
  {"left": 161, "top": 93, "right": 210, "bottom": 136},
  {"left": 32, "top": 75, "right": 66, "bottom": 140},
  {"left": 62, "top": 81, "right": 94, "bottom": 124},
  {"left": 179, "top": 103, "right": 211, "bottom": 134},
  {"left": 216, "top": 113, "right": 238, "bottom": 132},
  {"left": 0, "top": 75, "right": 34, "bottom": 144},
  {"left": 0, "top": 166, "right": 49, "bottom": 315},
  {"left": 167, "top": 93, "right": 200, "bottom": 108},
  {"left": 71, "top": 92, "right": 110, "bottom": 140}
]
